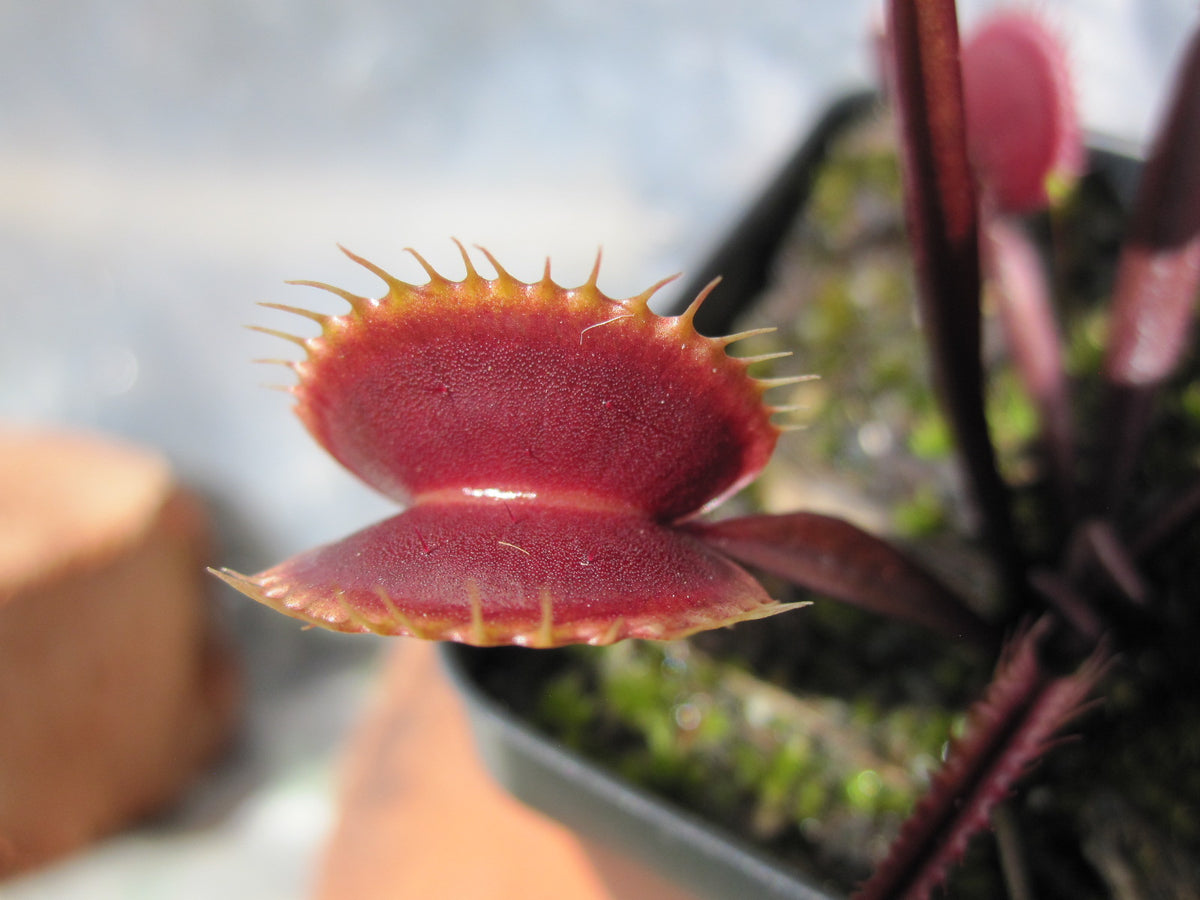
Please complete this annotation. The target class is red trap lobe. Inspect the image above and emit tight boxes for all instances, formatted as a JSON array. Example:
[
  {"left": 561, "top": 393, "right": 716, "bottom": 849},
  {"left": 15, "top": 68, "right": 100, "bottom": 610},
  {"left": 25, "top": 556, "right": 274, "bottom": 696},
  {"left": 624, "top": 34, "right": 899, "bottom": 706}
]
[{"left": 215, "top": 244, "right": 804, "bottom": 645}]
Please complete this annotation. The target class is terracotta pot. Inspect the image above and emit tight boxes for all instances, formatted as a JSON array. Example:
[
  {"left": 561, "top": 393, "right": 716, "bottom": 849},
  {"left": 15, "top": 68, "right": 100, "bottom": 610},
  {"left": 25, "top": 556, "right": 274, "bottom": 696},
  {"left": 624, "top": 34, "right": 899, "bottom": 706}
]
[{"left": 0, "top": 428, "right": 240, "bottom": 878}]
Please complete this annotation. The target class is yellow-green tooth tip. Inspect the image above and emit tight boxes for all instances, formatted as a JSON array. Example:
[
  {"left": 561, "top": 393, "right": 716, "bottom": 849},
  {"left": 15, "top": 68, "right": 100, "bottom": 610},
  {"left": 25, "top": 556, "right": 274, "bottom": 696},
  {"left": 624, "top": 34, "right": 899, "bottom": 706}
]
[
  {"left": 451, "top": 238, "right": 480, "bottom": 280},
  {"left": 633, "top": 272, "right": 682, "bottom": 309},
  {"left": 737, "top": 350, "right": 794, "bottom": 365},
  {"left": 474, "top": 245, "right": 517, "bottom": 284},
  {"left": 678, "top": 277, "right": 721, "bottom": 327},
  {"left": 338, "top": 245, "right": 408, "bottom": 293},
  {"left": 258, "top": 302, "right": 329, "bottom": 325},
  {"left": 584, "top": 248, "right": 603, "bottom": 290},
  {"left": 757, "top": 374, "right": 818, "bottom": 389},
  {"left": 404, "top": 247, "right": 447, "bottom": 284},
  {"left": 246, "top": 325, "right": 308, "bottom": 348},
  {"left": 720, "top": 326, "right": 777, "bottom": 346},
  {"left": 285, "top": 280, "right": 371, "bottom": 313}
]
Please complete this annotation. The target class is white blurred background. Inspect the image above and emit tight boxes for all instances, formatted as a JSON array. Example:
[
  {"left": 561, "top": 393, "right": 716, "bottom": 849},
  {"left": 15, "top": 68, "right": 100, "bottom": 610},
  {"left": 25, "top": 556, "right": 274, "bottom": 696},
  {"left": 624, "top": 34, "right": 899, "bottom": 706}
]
[{"left": 1, "top": 1, "right": 1194, "bottom": 896}]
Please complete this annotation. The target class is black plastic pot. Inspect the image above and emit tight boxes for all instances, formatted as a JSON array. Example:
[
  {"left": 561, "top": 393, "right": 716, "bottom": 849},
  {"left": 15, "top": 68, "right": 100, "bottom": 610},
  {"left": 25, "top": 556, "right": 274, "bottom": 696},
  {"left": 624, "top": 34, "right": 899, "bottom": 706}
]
[
  {"left": 440, "top": 94, "right": 1143, "bottom": 900},
  {"left": 443, "top": 644, "right": 837, "bottom": 900}
]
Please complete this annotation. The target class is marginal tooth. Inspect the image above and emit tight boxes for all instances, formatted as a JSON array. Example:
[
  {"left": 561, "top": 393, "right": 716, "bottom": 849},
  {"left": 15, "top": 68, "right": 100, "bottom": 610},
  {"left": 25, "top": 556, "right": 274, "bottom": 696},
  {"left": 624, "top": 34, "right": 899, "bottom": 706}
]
[
  {"left": 284, "top": 279, "right": 371, "bottom": 314},
  {"left": 332, "top": 589, "right": 392, "bottom": 635},
  {"left": 210, "top": 567, "right": 298, "bottom": 618},
  {"left": 372, "top": 586, "right": 425, "bottom": 639},
  {"left": 337, "top": 244, "right": 408, "bottom": 296},
  {"left": 404, "top": 247, "right": 450, "bottom": 286},
  {"left": 594, "top": 616, "right": 625, "bottom": 646},
  {"left": 740, "top": 600, "right": 808, "bottom": 622},
  {"left": 246, "top": 324, "right": 309, "bottom": 349},
  {"left": 629, "top": 272, "right": 681, "bottom": 313},
  {"left": 208, "top": 566, "right": 258, "bottom": 596},
  {"left": 251, "top": 357, "right": 301, "bottom": 367},
  {"left": 637, "top": 621, "right": 666, "bottom": 641},
  {"left": 474, "top": 245, "right": 518, "bottom": 287},
  {"left": 717, "top": 326, "right": 776, "bottom": 347},
  {"left": 466, "top": 578, "right": 486, "bottom": 645},
  {"left": 541, "top": 257, "right": 553, "bottom": 285},
  {"left": 258, "top": 302, "right": 330, "bottom": 326},
  {"left": 678, "top": 277, "right": 721, "bottom": 328},
  {"left": 736, "top": 350, "right": 793, "bottom": 365},
  {"left": 451, "top": 238, "right": 481, "bottom": 283},
  {"left": 536, "top": 587, "right": 555, "bottom": 648},
  {"left": 756, "top": 374, "right": 819, "bottom": 389},
  {"left": 261, "top": 383, "right": 296, "bottom": 394},
  {"left": 767, "top": 403, "right": 811, "bottom": 415},
  {"left": 584, "top": 248, "right": 603, "bottom": 291}
]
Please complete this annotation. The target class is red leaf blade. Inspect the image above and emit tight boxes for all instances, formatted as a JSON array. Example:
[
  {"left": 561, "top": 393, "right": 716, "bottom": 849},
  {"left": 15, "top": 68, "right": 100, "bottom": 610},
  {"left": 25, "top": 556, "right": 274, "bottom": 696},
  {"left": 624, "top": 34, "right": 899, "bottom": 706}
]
[{"left": 690, "top": 512, "right": 993, "bottom": 648}]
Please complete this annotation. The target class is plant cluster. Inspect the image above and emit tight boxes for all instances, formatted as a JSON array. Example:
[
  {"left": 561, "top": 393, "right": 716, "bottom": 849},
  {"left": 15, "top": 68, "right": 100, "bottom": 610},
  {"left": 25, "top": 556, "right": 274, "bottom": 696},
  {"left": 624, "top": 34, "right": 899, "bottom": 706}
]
[{"left": 219, "top": 2, "right": 1200, "bottom": 896}]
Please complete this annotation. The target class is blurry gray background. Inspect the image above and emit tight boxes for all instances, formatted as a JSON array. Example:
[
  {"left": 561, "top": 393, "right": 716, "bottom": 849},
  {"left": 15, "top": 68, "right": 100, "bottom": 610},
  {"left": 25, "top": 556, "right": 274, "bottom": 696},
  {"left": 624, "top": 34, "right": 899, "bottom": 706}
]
[{"left": 1, "top": 1, "right": 1194, "bottom": 897}]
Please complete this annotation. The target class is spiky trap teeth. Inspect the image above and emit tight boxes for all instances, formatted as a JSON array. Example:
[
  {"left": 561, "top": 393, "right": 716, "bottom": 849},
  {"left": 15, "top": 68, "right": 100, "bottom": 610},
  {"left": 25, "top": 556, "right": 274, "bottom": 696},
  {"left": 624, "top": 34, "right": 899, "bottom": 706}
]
[{"left": 215, "top": 242, "right": 809, "bottom": 646}]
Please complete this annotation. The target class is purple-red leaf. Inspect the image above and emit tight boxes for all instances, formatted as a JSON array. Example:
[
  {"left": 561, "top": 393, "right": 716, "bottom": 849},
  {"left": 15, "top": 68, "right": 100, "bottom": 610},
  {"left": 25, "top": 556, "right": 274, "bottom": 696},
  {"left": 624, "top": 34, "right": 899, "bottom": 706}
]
[
  {"left": 886, "top": 0, "right": 1022, "bottom": 597},
  {"left": 1101, "top": 24, "right": 1200, "bottom": 504},
  {"left": 855, "top": 620, "right": 1108, "bottom": 900},
  {"left": 689, "top": 512, "right": 993, "bottom": 648},
  {"left": 1104, "top": 25, "right": 1200, "bottom": 389}
]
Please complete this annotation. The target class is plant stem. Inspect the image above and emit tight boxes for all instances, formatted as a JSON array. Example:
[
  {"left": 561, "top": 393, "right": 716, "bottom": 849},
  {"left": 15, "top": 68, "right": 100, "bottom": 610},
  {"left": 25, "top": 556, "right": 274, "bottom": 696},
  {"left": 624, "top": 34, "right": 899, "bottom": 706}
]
[{"left": 886, "top": 0, "right": 1025, "bottom": 608}]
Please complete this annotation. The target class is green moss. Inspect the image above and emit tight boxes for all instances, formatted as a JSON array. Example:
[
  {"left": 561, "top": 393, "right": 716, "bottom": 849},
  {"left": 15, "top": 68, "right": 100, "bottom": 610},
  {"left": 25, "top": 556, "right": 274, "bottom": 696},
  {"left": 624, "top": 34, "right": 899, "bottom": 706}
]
[
  {"left": 986, "top": 369, "right": 1039, "bottom": 459},
  {"left": 1182, "top": 382, "right": 1200, "bottom": 423},
  {"left": 794, "top": 777, "right": 831, "bottom": 821},
  {"left": 892, "top": 486, "right": 948, "bottom": 537},
  {"left": 536, "top": 670, "right": 596, "bottom": 747},
  {"left": 845, "top": 769, "right": 882, "bottom": 810},
  {"left": 907, "top": 410, "right": 953, "bottom": 460},
  {"left": 1064, "top": 308, "right": 1108, "bottom": 376},
  {"left": 531, "top": 606, "right": 983, "bottom": 886}
]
